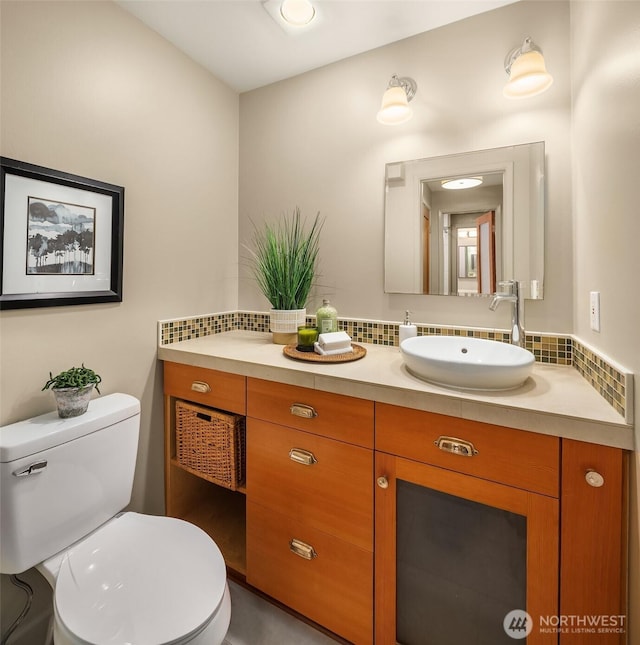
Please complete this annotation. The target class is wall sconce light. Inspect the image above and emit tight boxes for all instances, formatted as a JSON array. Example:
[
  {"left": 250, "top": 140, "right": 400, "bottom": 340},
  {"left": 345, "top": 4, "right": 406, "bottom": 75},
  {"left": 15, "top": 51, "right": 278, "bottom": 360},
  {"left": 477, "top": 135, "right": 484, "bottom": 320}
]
[
  {"left": 503, "top": 37, "right": 553, "bottom": 99},
  {"left": 377, "top": 75, "right": 417, "bottom": 125}
]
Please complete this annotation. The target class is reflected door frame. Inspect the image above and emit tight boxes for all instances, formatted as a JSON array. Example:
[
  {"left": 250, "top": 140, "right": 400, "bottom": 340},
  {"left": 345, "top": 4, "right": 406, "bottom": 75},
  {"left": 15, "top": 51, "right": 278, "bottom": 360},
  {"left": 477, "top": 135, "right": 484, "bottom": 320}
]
[{"left": 477, "top": 210, "right": 496, "bottom": 294}]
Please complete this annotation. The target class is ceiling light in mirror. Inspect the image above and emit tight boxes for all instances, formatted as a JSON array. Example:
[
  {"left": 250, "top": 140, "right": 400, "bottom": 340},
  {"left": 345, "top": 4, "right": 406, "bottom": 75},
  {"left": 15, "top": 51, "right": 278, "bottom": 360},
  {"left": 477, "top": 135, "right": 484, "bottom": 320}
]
[{"left": 441, "top": 177, "right": 483, "bottom": 190}]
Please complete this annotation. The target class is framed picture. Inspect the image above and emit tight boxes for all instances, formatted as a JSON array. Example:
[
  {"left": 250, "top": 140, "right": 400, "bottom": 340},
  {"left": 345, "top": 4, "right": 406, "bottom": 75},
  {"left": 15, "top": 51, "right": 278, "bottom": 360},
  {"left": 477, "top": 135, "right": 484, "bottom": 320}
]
[{"left": 1, "top": 157, "right": 124, "bottom": 310}]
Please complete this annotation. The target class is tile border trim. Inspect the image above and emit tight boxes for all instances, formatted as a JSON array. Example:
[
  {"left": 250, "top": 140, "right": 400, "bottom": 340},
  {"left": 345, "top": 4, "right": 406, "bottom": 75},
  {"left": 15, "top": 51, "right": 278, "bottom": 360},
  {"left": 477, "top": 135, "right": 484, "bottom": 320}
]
[{"left": 158, "top": 311, "right": 632, "bottom": 424}]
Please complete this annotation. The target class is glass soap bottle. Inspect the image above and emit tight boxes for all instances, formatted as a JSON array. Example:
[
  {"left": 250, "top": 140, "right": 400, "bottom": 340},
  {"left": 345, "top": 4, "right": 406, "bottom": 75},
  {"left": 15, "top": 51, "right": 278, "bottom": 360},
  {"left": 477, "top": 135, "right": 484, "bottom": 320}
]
[{"left": 316, "top": 299, "right": 338, "bottom": 334}]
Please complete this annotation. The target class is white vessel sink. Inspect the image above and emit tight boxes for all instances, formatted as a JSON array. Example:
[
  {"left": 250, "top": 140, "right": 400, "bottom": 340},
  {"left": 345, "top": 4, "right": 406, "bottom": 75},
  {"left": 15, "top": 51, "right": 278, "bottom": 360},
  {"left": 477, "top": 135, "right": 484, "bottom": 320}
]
[{"left": 400, "top": 336, "right": 535, "bottom": 391}]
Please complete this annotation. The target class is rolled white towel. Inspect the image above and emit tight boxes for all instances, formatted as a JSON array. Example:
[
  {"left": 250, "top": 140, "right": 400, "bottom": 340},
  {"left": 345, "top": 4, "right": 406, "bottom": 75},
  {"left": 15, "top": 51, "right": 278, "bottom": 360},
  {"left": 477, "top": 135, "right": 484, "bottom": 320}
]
[
  {"left": 317, "top": 331, "right": 352, "bottom": 351},
  {"left": 314, "top": 342, "right": 354, "bottom": 356}
]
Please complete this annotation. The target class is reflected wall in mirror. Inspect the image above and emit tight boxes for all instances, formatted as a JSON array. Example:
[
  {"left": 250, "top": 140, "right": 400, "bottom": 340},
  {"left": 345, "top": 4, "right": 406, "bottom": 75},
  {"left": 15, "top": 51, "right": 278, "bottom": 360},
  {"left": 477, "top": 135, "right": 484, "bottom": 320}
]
[{"left": 384, "top": 142, "right": 544, "bottom": 298}]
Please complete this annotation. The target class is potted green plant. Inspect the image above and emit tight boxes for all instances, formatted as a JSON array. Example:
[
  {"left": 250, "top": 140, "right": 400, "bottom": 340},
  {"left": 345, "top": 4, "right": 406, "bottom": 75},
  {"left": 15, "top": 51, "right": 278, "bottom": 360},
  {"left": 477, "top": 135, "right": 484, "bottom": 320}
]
[
  {"left": 247, "top": 207, "right": 324, "bottom": 344},
  {"left": 42, "top": 364, "right": 102, "bottom": 418}
]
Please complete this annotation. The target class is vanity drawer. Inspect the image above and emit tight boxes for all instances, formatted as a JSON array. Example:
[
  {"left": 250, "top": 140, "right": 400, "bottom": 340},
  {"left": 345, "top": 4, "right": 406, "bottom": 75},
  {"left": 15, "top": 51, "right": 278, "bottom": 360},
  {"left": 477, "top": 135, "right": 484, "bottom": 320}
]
[
  {"left": 247, "top": 500, "right": 373, "bottom": 645},
  {"left": 375, "top": 403, "right": 560, "bottom": 497},
  {"left": 247, "top": 378, "right": 374, "bottom": 448},
  {"left": 164, "top": 362, "right": 246, "bottom": 415},
  {"left": 247, "top": 418, "right": 373, "bottom": 550}
]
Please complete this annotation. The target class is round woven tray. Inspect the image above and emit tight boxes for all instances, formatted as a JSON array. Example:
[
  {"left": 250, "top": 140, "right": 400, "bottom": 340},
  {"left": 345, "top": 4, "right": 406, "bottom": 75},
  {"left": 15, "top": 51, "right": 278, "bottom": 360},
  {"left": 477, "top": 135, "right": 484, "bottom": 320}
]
[{"left": 283, "top": 343, "right": 367, "bottom": 363}]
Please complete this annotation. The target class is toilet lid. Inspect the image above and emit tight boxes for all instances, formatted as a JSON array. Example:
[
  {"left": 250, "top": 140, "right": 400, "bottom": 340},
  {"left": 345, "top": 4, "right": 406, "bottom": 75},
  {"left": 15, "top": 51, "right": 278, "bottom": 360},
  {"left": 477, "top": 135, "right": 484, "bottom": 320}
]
[{"left": 54, "top": 512, "right": 227, "bottom": 645}]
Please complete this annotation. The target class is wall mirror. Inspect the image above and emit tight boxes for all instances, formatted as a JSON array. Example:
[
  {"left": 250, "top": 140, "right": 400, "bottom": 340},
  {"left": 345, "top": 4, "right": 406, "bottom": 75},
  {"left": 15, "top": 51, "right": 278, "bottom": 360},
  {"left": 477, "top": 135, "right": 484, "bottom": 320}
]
[{"left": 384, "top": 142, "right": 544, "bottom": 298}]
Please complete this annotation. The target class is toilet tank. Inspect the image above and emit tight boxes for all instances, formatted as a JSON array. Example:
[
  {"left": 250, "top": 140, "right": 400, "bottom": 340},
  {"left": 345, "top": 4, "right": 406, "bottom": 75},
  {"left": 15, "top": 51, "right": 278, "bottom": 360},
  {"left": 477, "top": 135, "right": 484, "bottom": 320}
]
[{"left": 0, "top": 393, "right": 140, "bottom": 574}]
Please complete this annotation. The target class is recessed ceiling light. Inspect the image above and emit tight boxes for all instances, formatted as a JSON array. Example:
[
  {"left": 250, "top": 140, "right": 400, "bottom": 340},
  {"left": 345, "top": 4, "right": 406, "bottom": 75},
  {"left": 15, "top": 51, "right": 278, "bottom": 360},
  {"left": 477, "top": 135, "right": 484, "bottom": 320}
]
[
  {"left": 280, "top": 0, "right": 316, "bottom": 27},
  {"left": 441, "top": 177, "right": 484, "bottom": 190}
]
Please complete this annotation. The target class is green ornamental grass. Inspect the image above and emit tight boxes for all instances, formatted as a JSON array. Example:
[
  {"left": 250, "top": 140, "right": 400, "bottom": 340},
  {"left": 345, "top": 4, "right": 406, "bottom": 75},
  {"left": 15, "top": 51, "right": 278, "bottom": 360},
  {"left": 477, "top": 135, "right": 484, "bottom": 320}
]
[{"left": 249, "top": 208, "right": 323, "bottom": 311}]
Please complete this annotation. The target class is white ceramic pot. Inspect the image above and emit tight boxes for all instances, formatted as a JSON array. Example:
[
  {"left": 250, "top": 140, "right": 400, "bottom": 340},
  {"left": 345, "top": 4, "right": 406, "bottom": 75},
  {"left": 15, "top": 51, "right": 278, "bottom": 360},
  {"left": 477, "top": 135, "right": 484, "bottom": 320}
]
[
  {"left": 269, "top": 308, "right": 306, "bottom": 345},
  {"left": 52, "top": 384, "right": 95, "bottom": 418}
]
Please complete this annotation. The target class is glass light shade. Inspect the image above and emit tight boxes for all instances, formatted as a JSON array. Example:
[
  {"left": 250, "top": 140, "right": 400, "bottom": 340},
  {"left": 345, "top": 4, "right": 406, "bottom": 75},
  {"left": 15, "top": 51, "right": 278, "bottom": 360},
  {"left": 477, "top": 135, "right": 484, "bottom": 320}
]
[
  {"left": 441, "top": 176, "right": 483, "bottom": 190},
  {"left": 503, "top": 49, "right": 553, "bottom": 99},
  {"left": 377, "top": 86, "right": 413, "bottom": 125},
  {"left": 280, "top": 0, "right": 315, "bottom": 26}
]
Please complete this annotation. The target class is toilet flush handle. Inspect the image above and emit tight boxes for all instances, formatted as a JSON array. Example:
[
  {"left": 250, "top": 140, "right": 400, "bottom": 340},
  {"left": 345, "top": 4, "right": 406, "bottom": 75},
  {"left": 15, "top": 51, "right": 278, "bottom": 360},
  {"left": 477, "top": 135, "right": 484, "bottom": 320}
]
[{"left": 13, "top": 460, "right": 47, "bottom": 477}]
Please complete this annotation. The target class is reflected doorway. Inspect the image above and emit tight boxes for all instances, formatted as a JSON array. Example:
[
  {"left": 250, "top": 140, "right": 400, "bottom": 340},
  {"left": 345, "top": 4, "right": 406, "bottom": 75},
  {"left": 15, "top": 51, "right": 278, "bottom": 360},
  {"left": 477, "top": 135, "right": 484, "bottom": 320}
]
[{"left": 436, "top": 210, "right": 497, "bottom": 295}]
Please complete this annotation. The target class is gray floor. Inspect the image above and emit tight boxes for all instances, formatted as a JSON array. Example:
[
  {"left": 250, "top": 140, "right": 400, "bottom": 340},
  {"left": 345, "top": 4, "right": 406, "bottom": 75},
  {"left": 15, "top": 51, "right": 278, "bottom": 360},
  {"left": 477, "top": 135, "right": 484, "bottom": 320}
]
[
  {"left": 1, "top": 572, "right": 338, "bottom": 645},
  {"left": 225, "top": 580, "right": 339, "bottom": 645}
]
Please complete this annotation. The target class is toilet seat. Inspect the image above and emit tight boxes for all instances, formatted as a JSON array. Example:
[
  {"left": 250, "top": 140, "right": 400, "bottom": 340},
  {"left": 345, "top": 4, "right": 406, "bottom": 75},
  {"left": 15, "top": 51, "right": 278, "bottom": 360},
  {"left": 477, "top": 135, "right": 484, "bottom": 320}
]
[{"left": 53, "top": 512, "right": 227, "bottom": 645}]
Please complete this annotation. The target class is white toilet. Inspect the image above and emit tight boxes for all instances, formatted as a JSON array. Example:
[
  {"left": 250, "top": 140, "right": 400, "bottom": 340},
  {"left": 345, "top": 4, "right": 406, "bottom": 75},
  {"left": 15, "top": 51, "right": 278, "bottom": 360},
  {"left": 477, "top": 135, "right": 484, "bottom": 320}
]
[{"left": 0, "top": 393, "right": 231, "bottom": 644}]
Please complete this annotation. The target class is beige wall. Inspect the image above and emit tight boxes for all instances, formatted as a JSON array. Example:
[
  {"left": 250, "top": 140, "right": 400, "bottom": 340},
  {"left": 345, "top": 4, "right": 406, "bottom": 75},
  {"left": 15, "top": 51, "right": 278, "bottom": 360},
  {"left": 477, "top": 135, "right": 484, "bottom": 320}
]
[
  {"left": 238, "top": 0, "right": 639, "bottom": 636},
  {"left": 238, "top": 1, "right": 573, "bottom": 333},
  {"left": 1, "top": 0, "right": 638, "bottom": 639},
  {"left": 570, "top": 2, "right": 640, "bottom": 641},
  {"left": 0, "top": 0, "right": 239, "bottom": 513}
]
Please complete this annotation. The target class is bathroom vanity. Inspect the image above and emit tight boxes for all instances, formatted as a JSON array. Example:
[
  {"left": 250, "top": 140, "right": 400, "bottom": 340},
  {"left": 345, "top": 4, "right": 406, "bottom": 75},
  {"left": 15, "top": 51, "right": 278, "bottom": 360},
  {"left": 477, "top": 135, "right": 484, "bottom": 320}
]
[{"left": 160, "top": 330, "right": 631, "bottom": 645}]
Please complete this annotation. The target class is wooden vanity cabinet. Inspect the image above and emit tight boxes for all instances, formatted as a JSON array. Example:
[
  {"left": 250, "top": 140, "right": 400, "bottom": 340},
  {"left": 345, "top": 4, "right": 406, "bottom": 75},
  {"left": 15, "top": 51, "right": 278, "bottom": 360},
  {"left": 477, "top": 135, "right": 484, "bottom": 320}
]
[
  {"left": 163, "top": 361, "right": 248, "bottom": 575},
  {"left": 163, "top": 363, "right": 628, "bottom": 645},
  {"left": 246, "top": 378, "right": 375, "bottom": 645}
]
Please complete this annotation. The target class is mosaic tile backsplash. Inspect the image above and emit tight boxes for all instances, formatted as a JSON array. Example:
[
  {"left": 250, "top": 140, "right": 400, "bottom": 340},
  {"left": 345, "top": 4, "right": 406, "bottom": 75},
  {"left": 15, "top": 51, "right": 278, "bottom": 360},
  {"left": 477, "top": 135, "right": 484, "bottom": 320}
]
[
  {"left": 572, "top": 340, "right": 630, "bottom": 420},
  {"left": 159, "top": 311, "right": 631, "bottom": 422}
]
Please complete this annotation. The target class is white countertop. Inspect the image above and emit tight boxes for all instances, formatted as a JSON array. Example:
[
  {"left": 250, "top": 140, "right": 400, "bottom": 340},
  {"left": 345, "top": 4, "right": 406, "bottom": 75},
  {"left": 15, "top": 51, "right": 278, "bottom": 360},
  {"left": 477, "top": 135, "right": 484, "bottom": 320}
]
[{"left": 158, "top": 330, "right": 634, "bottom": 450}]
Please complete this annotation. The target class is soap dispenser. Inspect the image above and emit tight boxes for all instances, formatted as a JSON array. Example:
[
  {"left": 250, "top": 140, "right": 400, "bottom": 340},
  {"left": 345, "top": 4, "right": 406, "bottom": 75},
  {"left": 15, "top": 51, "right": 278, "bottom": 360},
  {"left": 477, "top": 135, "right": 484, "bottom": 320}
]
[
  {"left": 399, "top": 310, "right": 417, "bottom": 345},
  {"left": 316, "top": 299, "right": 338, "bottom": 334}
]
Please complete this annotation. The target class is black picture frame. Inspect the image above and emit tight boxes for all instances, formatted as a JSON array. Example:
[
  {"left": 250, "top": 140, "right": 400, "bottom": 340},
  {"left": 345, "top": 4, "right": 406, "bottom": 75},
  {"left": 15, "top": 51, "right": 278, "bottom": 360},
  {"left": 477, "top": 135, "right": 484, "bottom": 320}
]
[{"left": 0, "top": 157, "right": 124, "bottom": 310}]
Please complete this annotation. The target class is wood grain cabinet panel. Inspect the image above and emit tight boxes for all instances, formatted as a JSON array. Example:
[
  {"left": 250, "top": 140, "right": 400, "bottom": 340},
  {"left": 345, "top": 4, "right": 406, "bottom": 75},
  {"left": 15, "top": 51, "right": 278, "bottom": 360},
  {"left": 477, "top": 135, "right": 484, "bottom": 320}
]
[
  {"left": 246, "top": 380, "right": 375, "bottom": 643},
  {"left": 560, "top": 439, "right": 627, "bottom": 645},
  {"left": 247, "top": 501, "right": 373, "bottom": 645},
  {"left": 247, "top": 418, "right": 373, "bottom": 550},
  {"left": 375, "top": 451, "right": 559, "bottom": 645},
  {"left": 164, "top": 361, "right": 246, "bottom": 414},
  {"left": 376, "top": 402, "right": 560, "bottom": 497},
  {"left": 247, "top": 377, "right": 374, "bottom": 448}
]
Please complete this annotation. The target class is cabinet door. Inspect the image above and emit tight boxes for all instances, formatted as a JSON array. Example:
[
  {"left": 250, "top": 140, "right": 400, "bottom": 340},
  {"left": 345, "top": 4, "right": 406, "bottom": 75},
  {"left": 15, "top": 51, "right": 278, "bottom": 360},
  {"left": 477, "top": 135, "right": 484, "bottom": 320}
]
[
  {"left": 247, "top": 501, "right": 373, "bottom": 645},
  {"left": 375, "top": 452, "right": 559, "bottom": 645},
  {"left": 560, "top": 440, "right": 626, "bottom": 645},
  {"left": 247, "top": 418, "right": 373, "bottom": 550}
]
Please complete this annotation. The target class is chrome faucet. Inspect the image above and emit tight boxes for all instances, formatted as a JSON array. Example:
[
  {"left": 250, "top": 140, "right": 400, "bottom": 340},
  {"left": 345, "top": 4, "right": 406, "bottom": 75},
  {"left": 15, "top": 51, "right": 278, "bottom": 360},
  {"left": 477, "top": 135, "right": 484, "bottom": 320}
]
[{"left": 489, "top": 280, "right": 525, "bottom": 347}]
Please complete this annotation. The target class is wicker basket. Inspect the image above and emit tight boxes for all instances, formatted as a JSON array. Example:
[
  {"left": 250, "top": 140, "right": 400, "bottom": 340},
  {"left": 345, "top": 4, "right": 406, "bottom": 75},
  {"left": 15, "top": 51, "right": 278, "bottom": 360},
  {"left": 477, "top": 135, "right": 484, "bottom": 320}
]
[{"left": 175, "top": 400, "right": 245, "bottom": 490}]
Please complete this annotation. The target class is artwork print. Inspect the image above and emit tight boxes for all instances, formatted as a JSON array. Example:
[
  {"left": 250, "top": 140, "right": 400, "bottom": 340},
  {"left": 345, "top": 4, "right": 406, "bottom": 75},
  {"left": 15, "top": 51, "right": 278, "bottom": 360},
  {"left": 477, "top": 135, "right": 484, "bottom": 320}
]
[
  {"left": 27, "top": 197, "right": 96, "bottom": 275},
  {"left": 1, "top": 157, "right": 124, "bottom": 309}
]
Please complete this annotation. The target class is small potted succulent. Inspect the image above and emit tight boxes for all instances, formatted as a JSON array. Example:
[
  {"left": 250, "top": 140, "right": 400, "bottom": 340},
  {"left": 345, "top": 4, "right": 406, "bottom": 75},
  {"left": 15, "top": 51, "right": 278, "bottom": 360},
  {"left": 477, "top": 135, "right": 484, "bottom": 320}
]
[{"left": 42, "top": 364, "right": 102, "bottom": 418}]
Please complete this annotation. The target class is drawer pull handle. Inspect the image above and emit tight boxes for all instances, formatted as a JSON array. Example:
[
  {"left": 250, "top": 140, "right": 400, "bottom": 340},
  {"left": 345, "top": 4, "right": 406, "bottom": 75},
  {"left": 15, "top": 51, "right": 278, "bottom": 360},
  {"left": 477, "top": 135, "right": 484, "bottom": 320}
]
[
  {"left": 289, "top": 448, "right": 317, "bottom": 466},
  {"left": 289, "top": 538, "right": 317, "bottom": 560},
  {"left": 191, "top": 381, "right": 211, "bottom": 394},
  {"left": 290, "top": 403, "right": 318, "bottom": 419},
  {"left": 585, "top": 469, "right": 605, "bottom": 487},
  {"left": 434, "top": 436, "right": 478, "bottom": 457},
  {"left": 377, "top": 476, "right": 389, "bottom": 489}
]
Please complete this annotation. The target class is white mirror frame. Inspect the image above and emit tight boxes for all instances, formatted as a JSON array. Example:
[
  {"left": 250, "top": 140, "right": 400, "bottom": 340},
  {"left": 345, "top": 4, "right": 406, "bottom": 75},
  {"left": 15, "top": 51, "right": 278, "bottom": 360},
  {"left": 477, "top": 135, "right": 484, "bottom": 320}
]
[{"left": 384, "top": 142, "right": 545, "bottom": 298}]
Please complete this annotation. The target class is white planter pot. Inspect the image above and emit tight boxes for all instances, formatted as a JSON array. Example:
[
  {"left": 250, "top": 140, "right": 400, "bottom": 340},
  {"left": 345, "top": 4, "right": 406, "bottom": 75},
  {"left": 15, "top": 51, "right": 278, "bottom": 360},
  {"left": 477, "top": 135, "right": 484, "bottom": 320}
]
[
  {"left": 52, "top": 384, "right": 95, "bottom": 418},
  {"left": 269, "top": 308, "right": 306, "bottom": 345}
]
